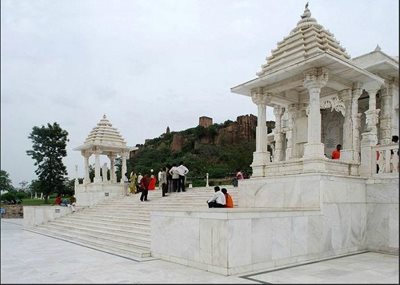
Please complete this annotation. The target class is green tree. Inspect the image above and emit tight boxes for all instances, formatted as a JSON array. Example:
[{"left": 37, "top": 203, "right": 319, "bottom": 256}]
[
  {"left": 26, "top": 122, "right": 69, "bottom": 203},
  {"left": 0, "top": 170, "right": 15, "bottom": 192},
  {"left": 17, "top": 180, "right": 30, "bottom": 192}
]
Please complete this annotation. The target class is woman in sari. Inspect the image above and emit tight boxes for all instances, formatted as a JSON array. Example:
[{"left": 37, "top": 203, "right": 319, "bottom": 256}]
[
  {"left": 148, "top": 174, "right": 156, "bottom": 190},
  {"left": 129, "top": 172, "right": 137, "bottom": 194}
]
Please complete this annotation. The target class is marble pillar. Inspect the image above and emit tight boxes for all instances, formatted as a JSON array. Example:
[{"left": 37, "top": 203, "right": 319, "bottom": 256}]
[
  {"left": 351, "top": 87, "right": 363, "bottom": 162},
  {"left": 303, "top": 68, "right": 328, "bottom": 159},
  {"left": 285, "top": 104, "right": 297, "bottom": 160},
  {"left": 364, "top": 87, "right": 380, "bottom": 139},
  {"left": 120, "top": 152, "right": 127, "bottom": 184},
  {"left": 340, "top": 89, "right": 353, "bottom": 161},
  {"left": 251, "top": 89, "right": 271, "bottom": 177},
  {"left": 273, "top": 106, "right": 284, "bottom": 162},
  {"left": 82, "top": 151, "right": 90, "bottom": 184},
  {"left": 379, "top": 84, "right": 393, "bottom": 145},
  {"left": 360, "top": 84, "right": 381, "bottom": 176},
  {"left": 102, "top": 163, "right": 108, "bottom": 182},
  {"left": 108, "top": 154, "right": 116, "bottom": 183},
  {"left": 74, "top": 165, "right": 79, "bottom": 187},
  {"left": 94, "top": 150, "right": 101, "bottom": 183}
]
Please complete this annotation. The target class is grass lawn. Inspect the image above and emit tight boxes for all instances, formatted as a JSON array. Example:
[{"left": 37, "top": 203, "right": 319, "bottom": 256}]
[{"left": 21, "top": 199, "right": 51, "bottom": 206}]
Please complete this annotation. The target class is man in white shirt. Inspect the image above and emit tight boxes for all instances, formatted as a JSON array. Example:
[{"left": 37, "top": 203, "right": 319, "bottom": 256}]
[
  {"left": 177, "top": 161, "right": 189, "bottom": 192},
  {"left": 169, "top": 164, "right": 180, "bottom": 192},
  {"left": 207, "top": 186, "right": 226, "bottom": 208}
]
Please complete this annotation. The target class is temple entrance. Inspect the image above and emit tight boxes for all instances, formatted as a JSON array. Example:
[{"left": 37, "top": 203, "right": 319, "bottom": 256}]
[{"left": 321, "top": 109, "right": 344, "bottom": 158}]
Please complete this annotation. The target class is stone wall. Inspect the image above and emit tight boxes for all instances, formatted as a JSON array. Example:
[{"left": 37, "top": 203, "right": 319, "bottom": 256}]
[
  {"left": 366, "top": 178, "right": 398, "bottom": 254},
  {"left": 1, "top": 205, "right": 23, "bottom": 218},
  {"left": 150, "top": 173, "right": 387, "bottom": 276}
]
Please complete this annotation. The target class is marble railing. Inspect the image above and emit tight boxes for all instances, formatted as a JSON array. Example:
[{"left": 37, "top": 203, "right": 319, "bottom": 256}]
[
  {"left": 372, "top": 144, "right": 399, "bottom": 177},
  {"left": 264, "top": 157, "right": 359, "bottom": 176}
]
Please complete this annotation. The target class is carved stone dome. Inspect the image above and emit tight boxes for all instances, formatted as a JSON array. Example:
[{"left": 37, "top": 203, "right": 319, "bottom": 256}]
[
  {"left": 257, "top": 4, "right": 351, "bottom": 77},
  {"left": 84, "top": 115, "right": 127, "bottom": 148}
]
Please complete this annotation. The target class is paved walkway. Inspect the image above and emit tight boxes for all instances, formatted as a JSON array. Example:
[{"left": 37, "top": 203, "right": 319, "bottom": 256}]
[{"left": 1, "top": 219, "right": 398, "bottom": 284}]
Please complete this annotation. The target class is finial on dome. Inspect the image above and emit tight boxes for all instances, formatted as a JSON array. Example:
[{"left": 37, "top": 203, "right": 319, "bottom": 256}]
[
  {"left": 301, "top": 2, "right": 311, "bottom": 19},
  {"left": 374, "top": 44, "right": 381, "bottom": 51},
  {"left": 103, "top": 114, "right": 106, "bottom": 119}
]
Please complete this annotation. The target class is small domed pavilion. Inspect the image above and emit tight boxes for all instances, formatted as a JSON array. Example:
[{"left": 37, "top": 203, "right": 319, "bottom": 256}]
[{"left": 74, "top": 115, "right": 136, "bottom": 205}]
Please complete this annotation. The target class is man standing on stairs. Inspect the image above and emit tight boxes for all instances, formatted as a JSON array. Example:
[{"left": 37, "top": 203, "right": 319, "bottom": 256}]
[
  {"left": 139, "top": 173, "right": 150, "bottom": 202},
  {"left": 177, "top": 161, "right": 189, "bottom": 192}
]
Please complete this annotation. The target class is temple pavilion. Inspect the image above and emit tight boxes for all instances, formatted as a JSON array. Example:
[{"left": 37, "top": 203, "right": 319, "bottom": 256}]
[
  {"left": 231, "top": 4, "right": 399, "bottom": 179},
  {"left": 73, "top": 115, "right": 136, "bottom": 206}
]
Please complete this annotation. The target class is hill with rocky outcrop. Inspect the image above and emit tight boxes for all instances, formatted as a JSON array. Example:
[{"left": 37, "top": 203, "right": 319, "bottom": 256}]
[{"left": 128, "top": 115, "right": 274, "bottom": 184}]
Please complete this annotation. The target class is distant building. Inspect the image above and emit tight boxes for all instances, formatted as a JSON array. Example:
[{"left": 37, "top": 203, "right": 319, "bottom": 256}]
[{"left": 199, "top": 116, "right": 213, "bottom": 128}]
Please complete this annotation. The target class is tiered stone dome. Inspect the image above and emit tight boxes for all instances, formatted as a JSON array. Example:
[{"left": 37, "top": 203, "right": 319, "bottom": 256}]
[
  {"left": 84, "top": 115, "right": 127, "bottom": 148},
  {"left": 257, "top": 4, "right": 351, "bottom": 77}
]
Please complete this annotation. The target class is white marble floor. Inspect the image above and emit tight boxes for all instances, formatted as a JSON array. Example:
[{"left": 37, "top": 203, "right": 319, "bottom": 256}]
[{"left": 1, "top": 219, "right": 398, "bottom": 284}]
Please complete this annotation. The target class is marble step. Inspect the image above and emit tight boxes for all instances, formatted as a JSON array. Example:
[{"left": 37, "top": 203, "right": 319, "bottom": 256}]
[
  {"left": 27, "top": 227, "right": 151, "bottom": 259},
  {"left": 40, "top": 223, "right": 150, "bottom": 248},
  {"left": 55, "top": 220, "right": 151, "bottom": 237},
  {"left": 43, "top": 222, "right": 150, "bottom": 244},
  {"left": 65, "top": 216, "right": 151, "bottom": 228},
  {"left": 80, "top": 213, "right": 150, "bottom": 221}
]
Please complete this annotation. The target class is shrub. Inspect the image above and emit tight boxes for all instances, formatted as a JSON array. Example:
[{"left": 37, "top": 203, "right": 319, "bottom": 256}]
[
  {"left": 15, "top": 192, "right": 29, "bottom": 200},
  {"left": 0, "top": 192, "right": 21, "bottom": 204}
]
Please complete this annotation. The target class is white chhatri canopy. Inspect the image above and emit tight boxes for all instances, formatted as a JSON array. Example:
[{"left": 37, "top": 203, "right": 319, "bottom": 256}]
[{"left": 74, "top": 115, "right": 134, "bottom": 184}]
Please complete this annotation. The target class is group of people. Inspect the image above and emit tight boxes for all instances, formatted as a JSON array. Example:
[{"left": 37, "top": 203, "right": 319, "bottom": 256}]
[
  {"left": 123, "top": 161, "right": 190, "bottom": 202},
  {"left": 207, "top": 186, "right": 234, "bottom": 208},
  {"left": 54, "top": 194, "right": 77, "bottom": 212}
]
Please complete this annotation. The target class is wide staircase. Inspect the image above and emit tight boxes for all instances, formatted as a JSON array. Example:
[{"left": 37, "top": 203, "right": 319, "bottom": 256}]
[{"left": 25, "top": 186, "right": 239, "bottom": 261}]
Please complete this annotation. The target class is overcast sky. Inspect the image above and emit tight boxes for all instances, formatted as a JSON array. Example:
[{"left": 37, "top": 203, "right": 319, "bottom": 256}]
[{"left": 1, "top": 0, "right": 399, "bottom": 186}]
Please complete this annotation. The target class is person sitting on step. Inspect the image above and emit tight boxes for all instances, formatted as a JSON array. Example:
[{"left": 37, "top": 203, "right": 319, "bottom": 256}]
[
  {"left": 207, "top": 186, "right": 226, "bottom": 208},
  {"left": 221, "top": 188, "right": 234, "bottom": 208}
]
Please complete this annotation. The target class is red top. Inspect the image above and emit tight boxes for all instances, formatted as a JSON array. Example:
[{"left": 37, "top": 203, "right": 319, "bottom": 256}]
[
  {"left": 55, "top": 196, "right": 62, "bottom": 205},
  {"left": 224, "top": 193, "right": 234, "bottom": 208},
  {"left": 140, "top": 175, "right": 150, "bottom": 190},
  {"left": 331, "top": 150, "right": 340, "bottom": 159}
]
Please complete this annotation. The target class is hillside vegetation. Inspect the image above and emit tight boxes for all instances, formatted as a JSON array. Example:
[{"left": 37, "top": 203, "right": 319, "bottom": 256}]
[{"left": 128, "top": 117, "right": 274, "bottom": 185}]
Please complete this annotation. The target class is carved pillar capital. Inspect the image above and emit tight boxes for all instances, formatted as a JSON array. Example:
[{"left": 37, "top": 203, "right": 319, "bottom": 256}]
[
  {"left": 303, "top": 67, "right": 329, "bottom": 90},
  {"left": 351, "top": 87, "right": 363, "bottom": 101},
  {"left": 251, "top": 89, "right": 271, "bottom": 105},
  {"left": 339, "top": 89, "right": 352, "bottom": 102},
  {"left": 273, "top": 105, "right": 284, "bottom": 117}
]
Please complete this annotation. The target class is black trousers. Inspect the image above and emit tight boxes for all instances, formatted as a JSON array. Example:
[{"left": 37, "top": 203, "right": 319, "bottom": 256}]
[
  {"left": 208, "top": 201, "right": 225, "bottom": 208},
  {"left": 140, "top": 189, "right": 148, "bottom": 201},
  {"left": 161, "top": 183, "right": 167, "bottom": 196},
  {"left": 178, "top": 175, "right": 186, "bottom": 192},
  {"left": 172, "top": 179, "right": 179, "bottom": 192}
]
